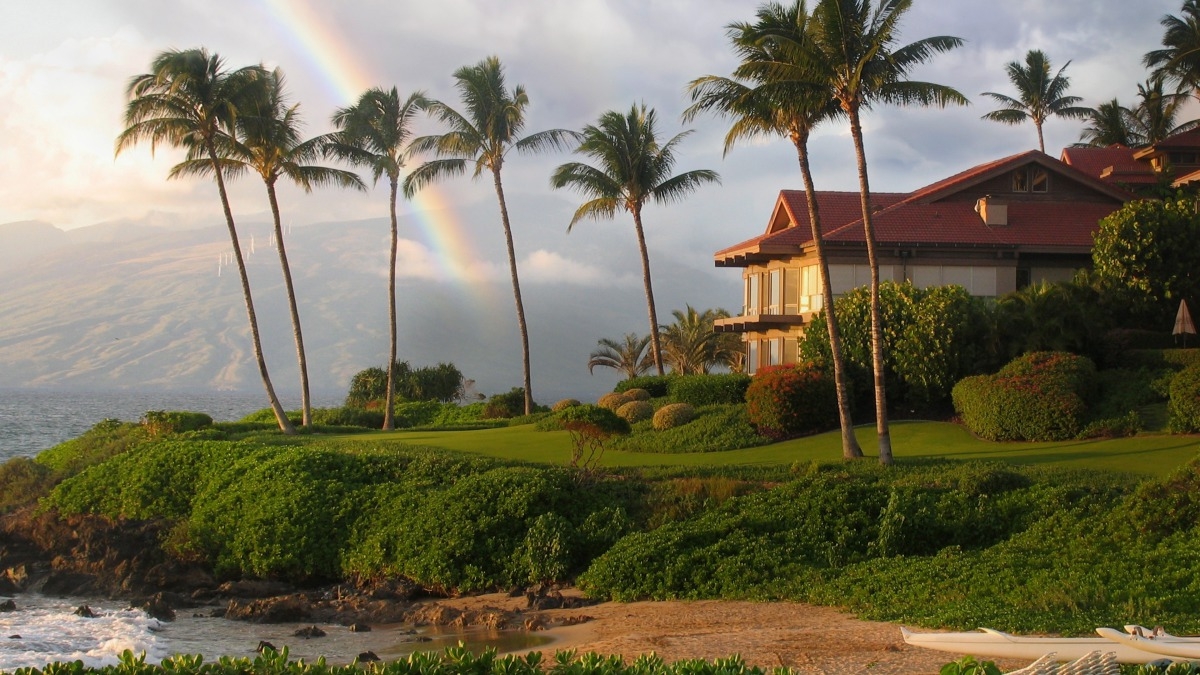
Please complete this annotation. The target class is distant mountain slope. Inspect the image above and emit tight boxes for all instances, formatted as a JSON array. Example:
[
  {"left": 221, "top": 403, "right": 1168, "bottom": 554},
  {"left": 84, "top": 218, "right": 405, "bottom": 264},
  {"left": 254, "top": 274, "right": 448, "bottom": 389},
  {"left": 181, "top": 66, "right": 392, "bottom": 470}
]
[{"left": 0, "top": 205, "right": 737, "bottom": 403}]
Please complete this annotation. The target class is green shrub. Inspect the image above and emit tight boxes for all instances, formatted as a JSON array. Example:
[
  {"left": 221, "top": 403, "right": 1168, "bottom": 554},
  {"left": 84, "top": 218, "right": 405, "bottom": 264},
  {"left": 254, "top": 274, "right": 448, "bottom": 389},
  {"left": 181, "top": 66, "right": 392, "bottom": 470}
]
[
  {"left": 1168, "top": 364, "right": 1200, "bottom": 433},
  {"left": 141, "top": 411, "right": 214, "bottom": 437},
  {"left": 483, "top": 388, "right": 534, "bottom": 419},
  {"left": 652, "top": 403, "right": 695, "bottom": 430},
  {"left": 552, "top": 398, "right": 581, "bottom": 411},
  {"left": 0, "top": 457, "right": 55, "bottom": 513},
  {"left": 309, "top": 406, "right": 384, "bottom": 428},
  {"left": 745, "top": 364, "right": 837, "bottom": 441},
  {"left": 952, "top": 352, "right": 1096, "bottom": 441},
  {"left": 668, "top": 374, "right": 751, "bottom": 406},
  {"left": 614, "top": 375, "right": 675, "bottom": 397},
  {"left": 35, "top": 419, "right": 148, "bottom": 478},
  {"left": 616, "top": 400, "right": 654, "bottom": 424},
  {"left": 1078, "top": 411, "right": 1143, "bottom": 439},
  {"left": 624, "top": 388, "right": 651, "bottom": 401},
  {"left": 597, "top": 392, "right": 633, "bottom": 411},
  {"left": 393, "top": 401, "right": 445, "bottom": 428},
  {"left": 555, "top": 405, "right": 631, "bottom": 472},
  {"left": 1120, "top": 348, "right": 1200, "bottom": 371}
]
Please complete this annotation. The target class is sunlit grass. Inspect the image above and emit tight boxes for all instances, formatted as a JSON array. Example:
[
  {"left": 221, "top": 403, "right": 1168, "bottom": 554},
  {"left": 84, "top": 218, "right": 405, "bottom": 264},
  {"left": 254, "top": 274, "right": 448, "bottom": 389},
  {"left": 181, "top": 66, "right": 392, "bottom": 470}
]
[{"left": 328, "top": 420, "right": 1200, "bottom": 477}]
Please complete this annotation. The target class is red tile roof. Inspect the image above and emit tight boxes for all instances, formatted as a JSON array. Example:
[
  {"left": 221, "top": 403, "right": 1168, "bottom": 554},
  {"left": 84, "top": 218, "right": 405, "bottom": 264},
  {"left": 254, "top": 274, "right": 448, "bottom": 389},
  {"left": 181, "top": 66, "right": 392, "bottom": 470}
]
[
  {"left": 1060, "top": 145, "right": 1158, "bottom": 185},
  {"left": 1149, "top": 128, "right": 1200, "bottom": 150}
]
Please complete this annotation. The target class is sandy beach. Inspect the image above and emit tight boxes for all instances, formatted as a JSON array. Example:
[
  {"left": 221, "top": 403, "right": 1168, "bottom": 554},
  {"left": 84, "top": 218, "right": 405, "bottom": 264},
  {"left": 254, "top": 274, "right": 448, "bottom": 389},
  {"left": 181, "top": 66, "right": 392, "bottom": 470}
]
[{"left": 422, "top": 592, "right": 1028, "bottom": 675}]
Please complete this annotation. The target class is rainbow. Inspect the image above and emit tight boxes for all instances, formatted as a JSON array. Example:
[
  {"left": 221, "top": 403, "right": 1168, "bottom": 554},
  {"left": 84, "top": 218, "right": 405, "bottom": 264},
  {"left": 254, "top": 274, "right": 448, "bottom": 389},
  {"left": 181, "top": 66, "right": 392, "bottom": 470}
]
[{"left": 258, "top": 0, "right": 492, "bottom": 291}]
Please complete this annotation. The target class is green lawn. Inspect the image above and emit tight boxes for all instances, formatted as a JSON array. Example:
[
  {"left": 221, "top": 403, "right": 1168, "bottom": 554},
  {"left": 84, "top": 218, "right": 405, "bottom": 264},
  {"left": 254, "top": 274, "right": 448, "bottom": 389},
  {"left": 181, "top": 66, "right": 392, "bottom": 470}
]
[{"left": 331, "top": 420, "right": 1200, "bottom": 477}]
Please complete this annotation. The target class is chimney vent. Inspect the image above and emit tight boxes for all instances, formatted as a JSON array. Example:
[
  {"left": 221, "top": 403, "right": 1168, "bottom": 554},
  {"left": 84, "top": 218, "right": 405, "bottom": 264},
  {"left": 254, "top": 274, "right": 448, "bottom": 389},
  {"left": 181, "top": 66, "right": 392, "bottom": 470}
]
[{"left": 975, "top": 196, "right": 1007, "bottom": 226}]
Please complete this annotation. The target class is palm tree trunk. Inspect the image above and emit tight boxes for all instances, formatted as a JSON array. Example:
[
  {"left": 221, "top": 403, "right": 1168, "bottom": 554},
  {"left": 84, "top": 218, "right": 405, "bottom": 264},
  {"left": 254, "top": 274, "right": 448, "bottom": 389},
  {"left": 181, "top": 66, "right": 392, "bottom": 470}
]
[
  {"left": 383, "top": 178, "right": 399, "bottom": 430},
  {"left": 207, "top": 142, "right": 295, "bottom": 435},
  {"left": 792, "top": 132, "right": 863, "bottom": 460},
  {"left": 848, "top": 109, "right": 892, "bottom": 465},
  {"left": 266, "top": 182, "right": 311, "bottom": 428},
  {"left": 1036, "top": 120, "right": 1045, "bottom": 153},
  {"left": 631, "top": 209, "right": 665, "bottom": 376},
  {"left": 492, "top": 168, "right": 534, "bottom": 416}
]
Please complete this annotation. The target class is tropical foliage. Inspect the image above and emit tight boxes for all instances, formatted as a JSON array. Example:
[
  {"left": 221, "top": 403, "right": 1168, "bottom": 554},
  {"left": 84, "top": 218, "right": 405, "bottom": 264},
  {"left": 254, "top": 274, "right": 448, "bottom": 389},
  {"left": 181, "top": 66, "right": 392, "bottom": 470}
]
[
  {"left": 659, "top": 306, "right": 741, "bottom": 374},
  {"left": 982, "top": 49, "right": 1091, "bottom": 152},
  {"left": 552, "top": 104, "right": 719, "bottom": 375},
  {"left": 588, "top": 334, "right": 654, "bottom": 379}
]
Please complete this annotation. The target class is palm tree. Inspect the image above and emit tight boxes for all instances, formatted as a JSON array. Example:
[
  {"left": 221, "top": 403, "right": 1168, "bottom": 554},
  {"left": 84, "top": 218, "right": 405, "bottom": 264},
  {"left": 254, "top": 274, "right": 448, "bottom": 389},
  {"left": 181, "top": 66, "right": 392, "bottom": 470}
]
[
  {"left": 1076, "top": 99, "right": 1140, "bottom": 148},
  {"left": 405, "top": 56, "right": 579, "bottom": 415},
  {"left": 172, "top": 68, "right": 365, "bottom": 428},
  {"left": 115, "top": 48, "right": 295, "bottom": 435},
  {"left": 660, "top": 306, "right": 733, "bottom": 375},
  {"left": 588, "top": 333, "right": 654, "bottom": 380},
  {"left": 325, "top": 87, "right": 427, "bottom": 430},
  {"left": 806, "top": 0, "right": 967, "bottom": 464},
  {"left": 981, "top": 49, "right": 1090, "bottom": 153},
  {"left": 551, "top": 104, "right": 719, "bottom": 377},
  {"left": 684, "top": 0, "right": 865, "bottom": 460},
  {"left": 1146, "top": 0, "right": 1200, "bottom": 97},
  {"left": 1130, "top": 77, "right": 1199, "bottom": 145}
]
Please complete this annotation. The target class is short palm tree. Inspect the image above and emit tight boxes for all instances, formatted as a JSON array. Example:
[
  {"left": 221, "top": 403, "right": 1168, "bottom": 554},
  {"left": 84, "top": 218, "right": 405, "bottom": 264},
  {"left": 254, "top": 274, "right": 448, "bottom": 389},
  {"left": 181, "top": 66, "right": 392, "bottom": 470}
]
[
  {"left": 587, "top": 333, "right": 654, "bottom": 380},
  {"left": 1076, "top": 99, "right": 1140, "bottom": 148},
  {"left": 660, "top": 306, "right": 732, "bottom": 375},
  {"left": 325, "top": 87, "right": 427, "bottom": 430},
  {"left": 115, "top": 48, "right": 295, "bottom": 434},
  {"left": 551, "top": 103, "right": 719, "bottom": 377},
  {"left": 405, "top": 56, "right": 579, "bottom": 416},
  {"left": 981, "top": 49, "right": 1090, "bottom": 153},
  {"left": 1146, "top": 0, "right": 1200, "bottom": 96},
  {"left": 173, "top": 68, "right": 366, "bottom": 428},
  {"left": 684, "top": 0, "right": 863, "bottom": 459},
  {"left": 807, "top": 0, "right": 967, "bottom": 464}
]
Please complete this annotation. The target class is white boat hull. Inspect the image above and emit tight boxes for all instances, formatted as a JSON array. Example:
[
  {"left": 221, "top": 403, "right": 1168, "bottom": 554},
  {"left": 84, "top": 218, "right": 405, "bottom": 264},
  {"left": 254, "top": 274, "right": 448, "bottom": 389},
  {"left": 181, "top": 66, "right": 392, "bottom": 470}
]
[
  {"left": 901, "top": 627, "right": 1169, "bottom": 664},
  {"left": 1096, "top": 627, "right": 1200, "bottom": 660}
]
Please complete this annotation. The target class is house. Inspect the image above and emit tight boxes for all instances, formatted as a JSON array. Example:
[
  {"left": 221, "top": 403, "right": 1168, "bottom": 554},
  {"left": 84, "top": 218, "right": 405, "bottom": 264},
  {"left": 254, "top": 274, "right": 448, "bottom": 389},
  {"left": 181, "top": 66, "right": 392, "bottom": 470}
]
[{"left": 712, "top": 150, "right": 1134, "bottom": 373}]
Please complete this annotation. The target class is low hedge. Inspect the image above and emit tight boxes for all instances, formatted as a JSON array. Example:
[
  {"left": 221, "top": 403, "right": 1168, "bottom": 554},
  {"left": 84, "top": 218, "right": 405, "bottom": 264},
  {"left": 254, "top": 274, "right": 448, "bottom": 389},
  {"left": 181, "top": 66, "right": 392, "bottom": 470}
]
[
  {"left": 614, "top": 375, "right": 675, "bottom": 398},
  {"left": 668, "top": 374, "right": 752, "bottom": 406},
  {"left": 1168, "top": 364, "right": 1200, "bottom": 433},
  {"left": 952, "top": 352, "right": 1096, "bottom": 442}
]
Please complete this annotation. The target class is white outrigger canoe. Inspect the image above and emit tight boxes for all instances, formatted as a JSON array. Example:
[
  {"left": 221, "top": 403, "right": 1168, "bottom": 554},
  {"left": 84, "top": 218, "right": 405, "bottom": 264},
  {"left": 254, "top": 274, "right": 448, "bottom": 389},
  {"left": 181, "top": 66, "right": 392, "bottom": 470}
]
[
  {"left": 1096, "top": 627, "right": 1200, "bottom": 660},
  {"left": 901, "top": 626, "right": 1196, "bottom": 664}
]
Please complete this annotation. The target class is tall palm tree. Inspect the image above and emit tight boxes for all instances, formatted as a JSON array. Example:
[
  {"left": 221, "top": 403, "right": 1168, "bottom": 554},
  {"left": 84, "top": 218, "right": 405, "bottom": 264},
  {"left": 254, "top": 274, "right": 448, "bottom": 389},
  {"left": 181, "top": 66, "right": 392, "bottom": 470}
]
[
  {"left": 1076, "top": 99, "right": 1141, "bottom": 148},
  {"left": 1146, "top": 0, "right": 1200, "bottom": 97},
  {"left": 588, "top": 333, "right": 654, "bottom": 380},
  {"left": 550, "top": 104, "right": 719, "bottom": 377},
  {"left": 981, "top": 49, "right": 1090, "bottom": 153},
  {"left": 405, "top": 56, "right": 579, "bottom": 415},
  {"left": 172, "top": 68, "right": 366, "bottom": 428},
  {"left": 684, "top": 0, "right": 863, "bottom": 459},
  {"left": 1130, "top": 77, "right": 1199, "bottom": 145},
  {"left": 115, "top": 48, "right": 295, "bottom": 434},
  {"left": 325, "top": 87, "right": 427, "bottom": 430},
  {"left": 807, "top": 0, "right": 967, "bottom": 464}
]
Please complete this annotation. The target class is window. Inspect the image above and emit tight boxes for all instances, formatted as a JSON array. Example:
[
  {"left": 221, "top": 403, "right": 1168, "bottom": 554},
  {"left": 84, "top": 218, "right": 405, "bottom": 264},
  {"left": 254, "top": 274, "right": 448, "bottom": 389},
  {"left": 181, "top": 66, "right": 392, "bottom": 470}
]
[
  {"left": 799, "top": 265, "right": 821, "bottom": 312},
  {"left": 767, "top": 269, "right": 782, "bottom": 314},
  {"left": 1012, "top": 170, "right": 1028, "bottom": 192},
  {"left": 746, "top": 274, "right": 761, "bottom": 315},
  {"left": 768, "top": 338, "right": 781, "bottom": 366},
  {"left": 1031, "top": 167, "right": 1048, "bottom": 193},
  {"left": 783, "top": 337, "right": 798, "bottom": 365},
  {"left": 783, "top": 268, "right": 799, "bottom": 314},
  {"left": 747, "top": 340, "right": 759, "bottom": 374}
]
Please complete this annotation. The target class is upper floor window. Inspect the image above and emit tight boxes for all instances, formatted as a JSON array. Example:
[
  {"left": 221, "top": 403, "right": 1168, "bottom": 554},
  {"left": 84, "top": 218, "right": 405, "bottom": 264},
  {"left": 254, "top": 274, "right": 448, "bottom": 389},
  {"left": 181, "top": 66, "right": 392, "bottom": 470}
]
[
  {"left": 1012, "top": 170, "right": 1028, "bottom": 192},
  {"left": 1012, "top": 167, "right": 1049, "bottom": 193}
]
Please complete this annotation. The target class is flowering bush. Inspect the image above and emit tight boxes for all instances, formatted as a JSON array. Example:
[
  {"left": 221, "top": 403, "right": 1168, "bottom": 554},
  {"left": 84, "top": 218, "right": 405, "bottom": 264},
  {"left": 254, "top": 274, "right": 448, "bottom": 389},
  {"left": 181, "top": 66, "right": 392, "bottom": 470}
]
[
  {"left": 652, "top": 403, "right": 696, "bottom": 430},
  {"left": 744, "top": 363, "right": 837, "bottom": 441},
  {"left": 952, "top": 352, "right": 1096, "bottom": 441},
  {"left": 616, "top": 400, "right": 654, "bottom": 424}
]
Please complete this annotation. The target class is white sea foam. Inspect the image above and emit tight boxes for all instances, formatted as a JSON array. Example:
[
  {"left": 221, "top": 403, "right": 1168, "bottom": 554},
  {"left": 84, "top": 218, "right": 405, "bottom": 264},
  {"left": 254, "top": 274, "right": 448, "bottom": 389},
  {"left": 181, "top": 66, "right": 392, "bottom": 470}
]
[{"left": 0, "top": 597, "right": 165, "bottom": 671}]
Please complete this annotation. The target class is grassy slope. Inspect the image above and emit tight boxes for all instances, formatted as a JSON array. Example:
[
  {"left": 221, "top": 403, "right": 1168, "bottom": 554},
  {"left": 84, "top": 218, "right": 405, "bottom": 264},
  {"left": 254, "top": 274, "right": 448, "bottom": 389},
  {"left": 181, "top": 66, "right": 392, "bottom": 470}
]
[{"left": 332, "top": 420, "right": 1200, "bottom": 477}]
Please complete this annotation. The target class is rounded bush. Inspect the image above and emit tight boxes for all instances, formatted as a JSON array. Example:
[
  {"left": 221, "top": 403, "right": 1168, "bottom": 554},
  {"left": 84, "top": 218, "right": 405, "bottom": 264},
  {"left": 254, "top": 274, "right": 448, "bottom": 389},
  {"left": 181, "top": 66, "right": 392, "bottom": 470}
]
[
  {"left": 1168, "top": 364, "right": 1200, "bottom": 433},
  {"left": 745, "top": 364, "right": 837, "bottom": 441},
  {"left": 552, "top": 398, "right": 581, "bottom": 412},
  {"left": 624, "top": 388, "right": 651, "bottom": 402},
  {"left": 652, "top": 403, "right": 696, "bottom": 430},
  {"left": 952, "top": 351, "right": 1096, "bottom": 441},
  {"left": 616, "top": 400, "right": 654, "bottom": 423},
  {"left": 597, "top": 392, "right": 633, "bottom": 411}
]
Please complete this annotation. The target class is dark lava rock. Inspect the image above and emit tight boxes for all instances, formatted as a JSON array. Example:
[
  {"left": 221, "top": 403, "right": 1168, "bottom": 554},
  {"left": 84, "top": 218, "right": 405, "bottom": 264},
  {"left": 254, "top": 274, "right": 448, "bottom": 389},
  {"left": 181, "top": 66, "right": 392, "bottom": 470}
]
[
  {"left": 225, "top": 596, "right": 311, "bottom": 623},
  {"left": 348, "top": 623, "right": 371, "bottom": 632},
  {"left": 257, "top": 641, "right": 278, "bottom": 653},
  {"left": 134, "top": 593, "right": 177, "bottom": 621},
  {"left": 0, "top": 600, "right": 15, "bottom": 612},
  {"left": 9, "top": 635, "right": 20, "bottom": 639},
  {"left": 73, "top": 605, "right": 97, "bottom": 618},
  {"left": 357, "top": 651, "right": 380, "bottom": 663},
  {"left": 217, "top": 580, "right": 295, "bottom": 599},
  {"left": 294, "top": 625, "right": 326, "bottom": 639},
  {"left": 44, "top": 572, "right": 97, "bottom": 596}
]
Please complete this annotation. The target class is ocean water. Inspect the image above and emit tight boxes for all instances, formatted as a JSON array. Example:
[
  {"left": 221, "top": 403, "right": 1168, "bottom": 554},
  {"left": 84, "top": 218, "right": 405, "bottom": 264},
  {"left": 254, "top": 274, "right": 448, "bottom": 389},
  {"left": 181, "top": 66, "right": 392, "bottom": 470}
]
[
  {"left": 0, "top": 388, "right": 342, "bottom": 461},
  {"left": 0, "top": 594, "right": 551, "bottom": 671}
]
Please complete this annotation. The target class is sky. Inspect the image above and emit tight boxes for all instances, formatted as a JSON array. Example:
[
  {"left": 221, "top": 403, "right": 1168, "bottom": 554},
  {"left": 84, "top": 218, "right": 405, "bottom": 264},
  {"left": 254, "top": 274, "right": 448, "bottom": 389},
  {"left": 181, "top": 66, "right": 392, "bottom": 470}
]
[{"left": 0, "top": 0, "right": 1191, "bottom": 397}]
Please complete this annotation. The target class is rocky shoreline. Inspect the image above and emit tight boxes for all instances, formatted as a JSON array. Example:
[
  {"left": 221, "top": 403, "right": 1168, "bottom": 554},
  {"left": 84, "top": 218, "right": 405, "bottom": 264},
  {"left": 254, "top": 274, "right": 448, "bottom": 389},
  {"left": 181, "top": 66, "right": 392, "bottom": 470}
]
[{"left": 0, "top": 508, "right": 596, "bottom": 632}]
